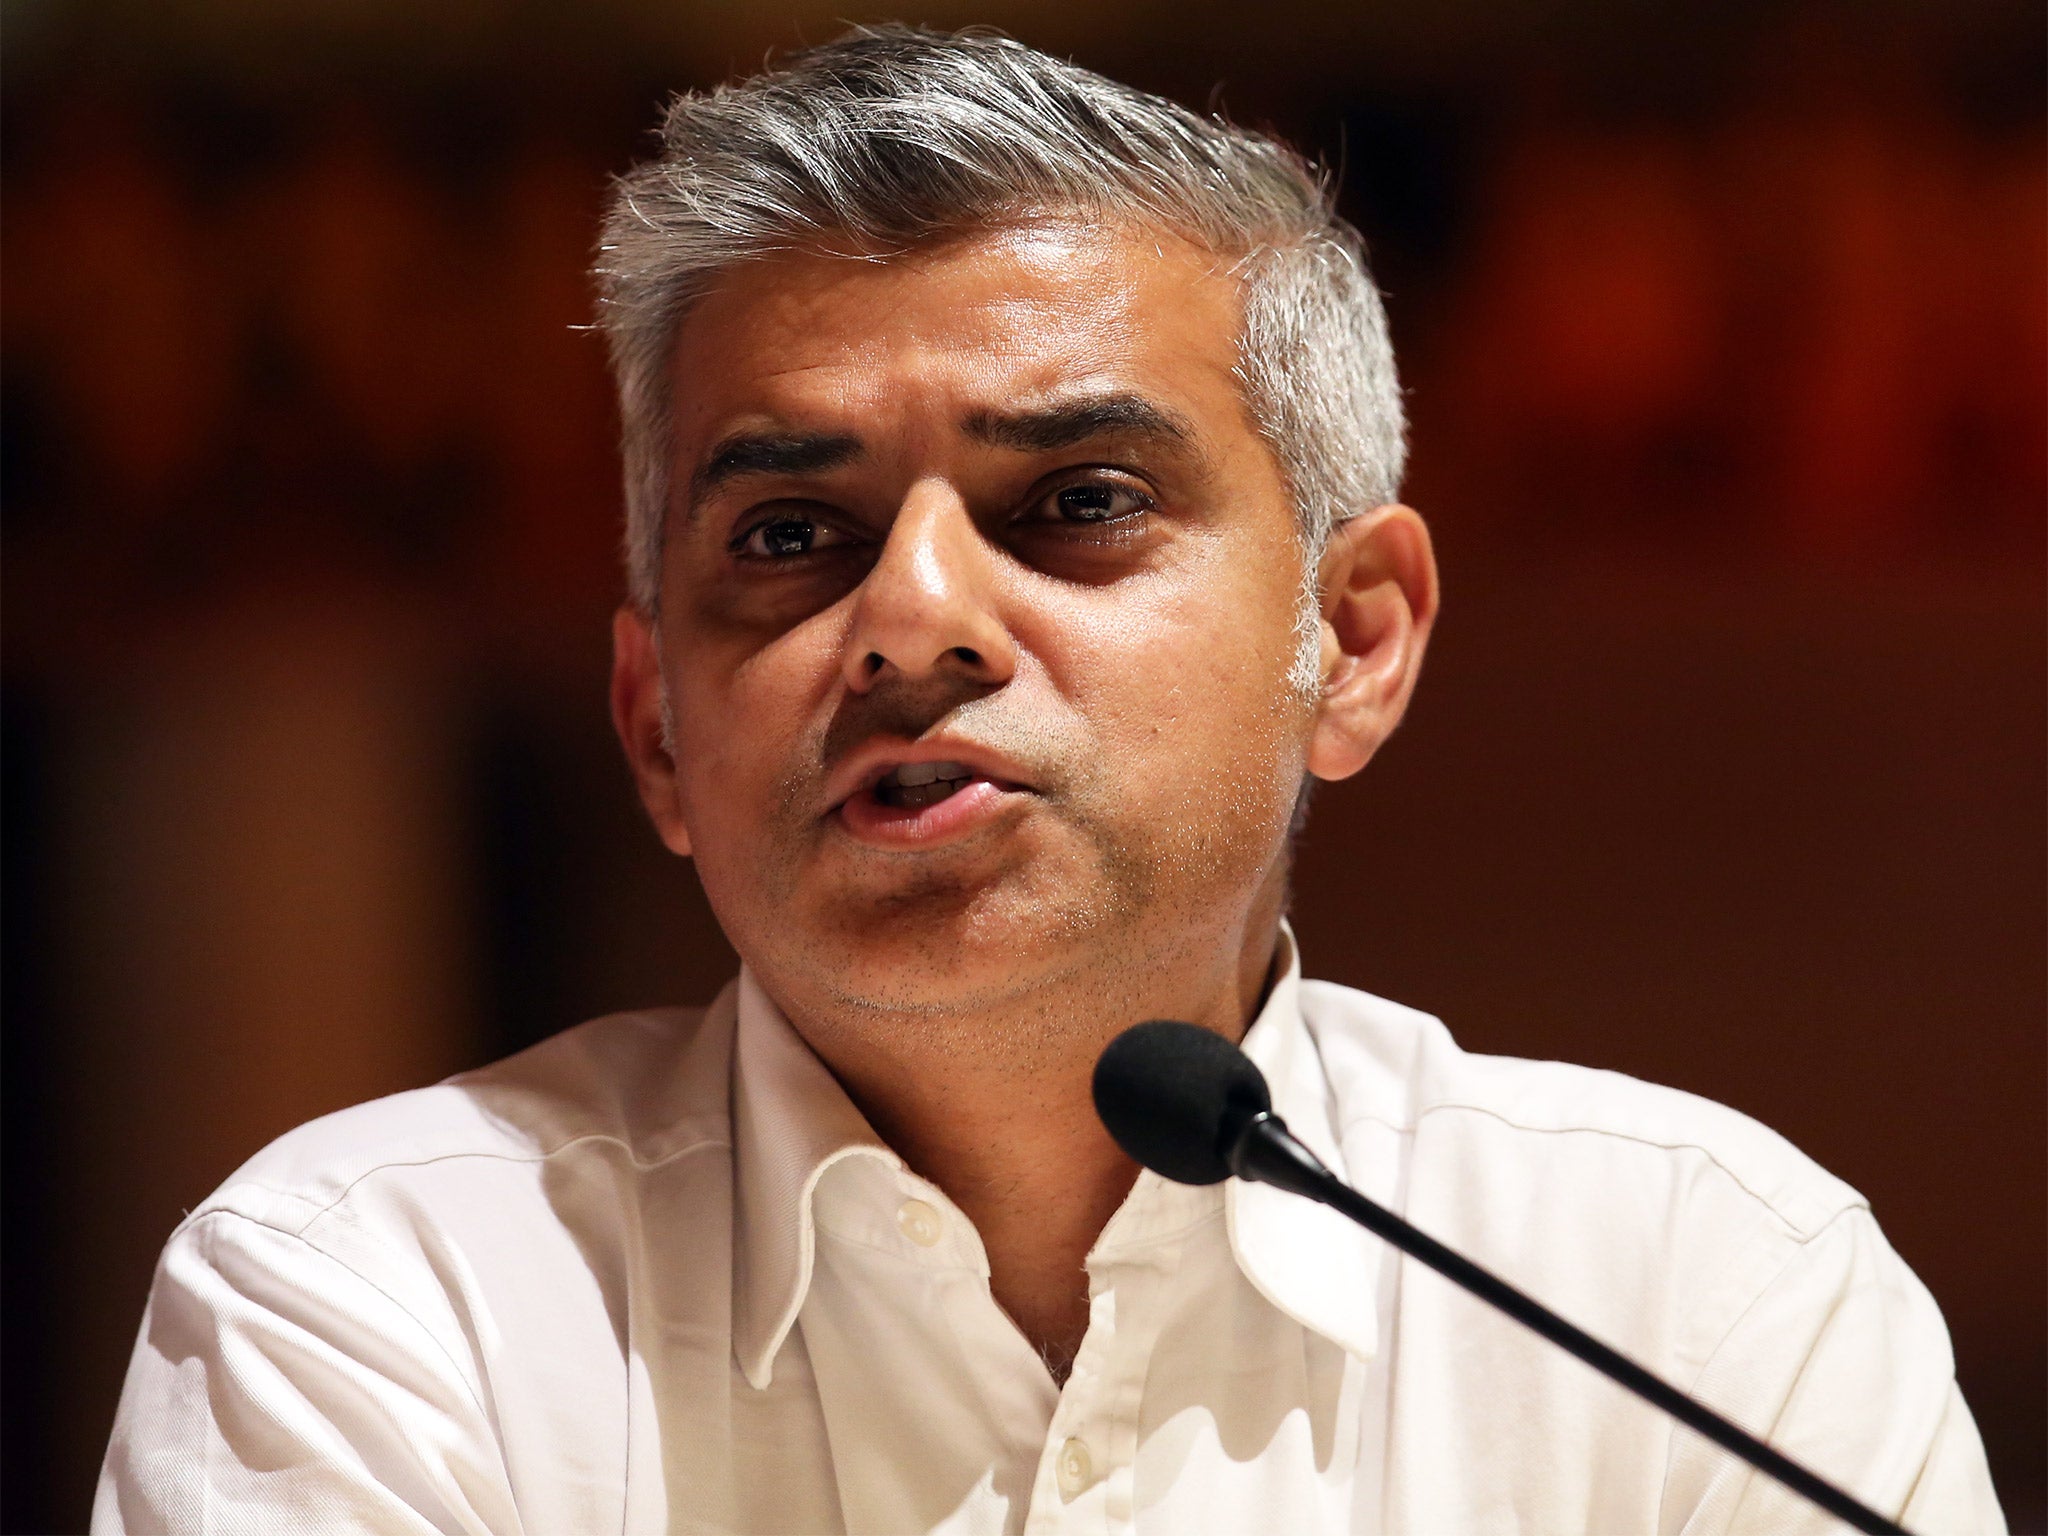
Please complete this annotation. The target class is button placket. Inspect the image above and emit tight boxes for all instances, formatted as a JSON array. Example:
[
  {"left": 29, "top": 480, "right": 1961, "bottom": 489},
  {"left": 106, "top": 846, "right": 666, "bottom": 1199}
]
[
  {"left": 1026, "top": 1260, "right": 1132, "bottom": 1524},
  {"left": 1092, "top": 1218, "right": 1197, "bottom": 1530},
  {"left": 1023, "top": 1185, "right": 1210, "bottom": 1531}
]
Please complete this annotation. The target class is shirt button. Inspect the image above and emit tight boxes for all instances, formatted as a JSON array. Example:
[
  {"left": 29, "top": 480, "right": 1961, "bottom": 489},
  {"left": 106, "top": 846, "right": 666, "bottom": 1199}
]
[
  {"left": 1055, "top": 1436, "right": 1093, "bottom": 1498},
  {"left": 896, "top": 1198, "right": 943, "bottom": 1247}
]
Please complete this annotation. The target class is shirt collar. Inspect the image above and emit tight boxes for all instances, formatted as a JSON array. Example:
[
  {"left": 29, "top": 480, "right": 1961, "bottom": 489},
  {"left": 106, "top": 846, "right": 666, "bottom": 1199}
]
[
  {"left": 729, "top": 968, "right": 898, "bottom": 1390},
  {"left": 1225, "top": 923, "right": 1382, "bottom": 1363},
  {"left": 728, "top": 924, "right": 1380, "bottom": 1389}
]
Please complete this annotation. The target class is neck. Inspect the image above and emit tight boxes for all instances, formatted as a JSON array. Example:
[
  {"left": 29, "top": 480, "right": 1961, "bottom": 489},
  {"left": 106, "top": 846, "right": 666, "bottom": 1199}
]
[{"left": 773, "top": 893, "right": 1288, "bottom": 1381}]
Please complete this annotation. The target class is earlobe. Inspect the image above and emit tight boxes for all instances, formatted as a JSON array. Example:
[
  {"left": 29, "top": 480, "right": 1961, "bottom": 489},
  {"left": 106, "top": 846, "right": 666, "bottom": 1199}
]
[
  {"left": 609, "top": 606, "right": 694, "bottom": 858},
  {"left": 1305, "top": 505, "right": 1439, "bottom": 784}
]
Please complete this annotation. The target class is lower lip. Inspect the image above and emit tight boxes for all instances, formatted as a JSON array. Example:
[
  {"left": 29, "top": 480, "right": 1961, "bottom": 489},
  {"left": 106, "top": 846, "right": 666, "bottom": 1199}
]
[{"left": 836, "top": 777, "right": 1025, "bottom": 848}]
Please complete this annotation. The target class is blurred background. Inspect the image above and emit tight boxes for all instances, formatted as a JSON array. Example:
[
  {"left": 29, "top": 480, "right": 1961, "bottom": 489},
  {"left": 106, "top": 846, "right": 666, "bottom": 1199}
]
[{"left": 2, "top": 0, "right": 2040, "bottom": 1527}]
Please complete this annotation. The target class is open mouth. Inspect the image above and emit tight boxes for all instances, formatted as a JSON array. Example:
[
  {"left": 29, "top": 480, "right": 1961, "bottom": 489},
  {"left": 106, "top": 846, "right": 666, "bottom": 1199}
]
[
  {"left": 831, "top": 746, "right": 1029, "bottom": 848},
  {"left": 871, "top": 760, "right": 977, "bottom": 810}
]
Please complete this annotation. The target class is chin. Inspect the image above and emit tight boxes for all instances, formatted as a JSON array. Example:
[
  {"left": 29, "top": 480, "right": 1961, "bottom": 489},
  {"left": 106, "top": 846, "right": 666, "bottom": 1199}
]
[{"left": 784, "top": 876, "right": 1140, "bottom": 1018}]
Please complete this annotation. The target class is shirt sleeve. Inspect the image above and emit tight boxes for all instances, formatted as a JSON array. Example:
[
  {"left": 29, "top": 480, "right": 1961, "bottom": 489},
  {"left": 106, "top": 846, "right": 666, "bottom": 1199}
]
[
  {"left": 1660, "top": 1204, "right": 2006, "bottom": 1536},
  {"left": 94, "top": 1209, "right": 524, "bottom": 1536}
]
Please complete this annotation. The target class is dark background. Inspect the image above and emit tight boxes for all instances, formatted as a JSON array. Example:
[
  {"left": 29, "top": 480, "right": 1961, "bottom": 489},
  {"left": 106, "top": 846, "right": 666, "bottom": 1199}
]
[{"left": 4, "top": 1, "right": 2041, "bottom": 1529}]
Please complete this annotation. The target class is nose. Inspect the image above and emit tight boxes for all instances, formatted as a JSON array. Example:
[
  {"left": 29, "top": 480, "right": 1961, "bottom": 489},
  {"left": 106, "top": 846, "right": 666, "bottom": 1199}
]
[{"left": 841, "top": 480, "right": 1015, "bottom": 694}]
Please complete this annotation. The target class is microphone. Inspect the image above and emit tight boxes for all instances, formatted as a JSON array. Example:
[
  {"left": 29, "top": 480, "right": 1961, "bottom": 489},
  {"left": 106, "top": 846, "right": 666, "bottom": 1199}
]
[{"left": 1092, "top": 1020, "right": 1911, "bottom": 1536}]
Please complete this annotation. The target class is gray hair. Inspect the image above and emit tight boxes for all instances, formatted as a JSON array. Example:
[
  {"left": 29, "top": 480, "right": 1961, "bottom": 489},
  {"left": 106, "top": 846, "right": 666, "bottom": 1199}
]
[{"left": 593, "top": 24, "right": 1405, "bottom": 655}]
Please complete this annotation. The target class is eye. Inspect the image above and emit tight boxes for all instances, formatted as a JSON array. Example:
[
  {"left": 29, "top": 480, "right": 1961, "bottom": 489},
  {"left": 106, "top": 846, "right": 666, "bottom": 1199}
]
[
  {"left": 730, "top": 511, "right": 855, "bottom": 560},
  {"left": 1023, "top": 476, "right": 1155, "bottom": 527}
]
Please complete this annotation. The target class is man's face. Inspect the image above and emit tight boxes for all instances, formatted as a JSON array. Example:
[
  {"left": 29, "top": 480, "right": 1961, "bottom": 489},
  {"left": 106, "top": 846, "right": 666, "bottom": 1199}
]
[{"left": 641, "top": 222, "right": 1320, "bottom": 1023}]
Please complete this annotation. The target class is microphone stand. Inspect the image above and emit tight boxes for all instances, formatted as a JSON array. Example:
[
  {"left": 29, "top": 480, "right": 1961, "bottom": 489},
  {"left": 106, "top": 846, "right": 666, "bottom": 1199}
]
[{"left": 1229, "top": 1111, "right": 1912, "bottom": 1536}]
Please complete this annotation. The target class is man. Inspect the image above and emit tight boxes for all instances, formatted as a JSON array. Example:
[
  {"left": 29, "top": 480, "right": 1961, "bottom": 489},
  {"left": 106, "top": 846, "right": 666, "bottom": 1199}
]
[{"left": 97, "top": 26, "right": 2000, "bottom": 1535}]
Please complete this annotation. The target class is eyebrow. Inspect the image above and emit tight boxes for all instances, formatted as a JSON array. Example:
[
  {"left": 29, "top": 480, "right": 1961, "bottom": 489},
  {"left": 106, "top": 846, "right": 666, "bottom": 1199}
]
[
  {"left": 681, "top": 393, "right": 1194, "bottom": 524},
  {"left": 687, "top": 430, "right": 864, "bottom": 513},
  {"left": 961, "top": 393, "right": 1195, "bottom": 454}
]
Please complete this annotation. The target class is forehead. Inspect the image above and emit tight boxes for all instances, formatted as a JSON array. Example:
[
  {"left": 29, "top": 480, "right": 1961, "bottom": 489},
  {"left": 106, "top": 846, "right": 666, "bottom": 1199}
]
[{"left": 666, "top": 222, "right": 1252, "bottom": 440}]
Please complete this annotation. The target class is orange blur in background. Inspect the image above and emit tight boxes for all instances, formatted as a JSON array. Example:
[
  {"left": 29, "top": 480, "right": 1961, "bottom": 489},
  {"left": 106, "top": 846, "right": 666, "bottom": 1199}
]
[{"left": 3, "top": 2, "right": 2041, "bottom": 1528}]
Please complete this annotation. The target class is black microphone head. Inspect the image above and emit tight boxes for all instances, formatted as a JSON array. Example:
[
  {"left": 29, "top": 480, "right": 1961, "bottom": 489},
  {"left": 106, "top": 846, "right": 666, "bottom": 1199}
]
[{"left": 1092, "top": 1020, "right": 1273, "bottom": 1186}]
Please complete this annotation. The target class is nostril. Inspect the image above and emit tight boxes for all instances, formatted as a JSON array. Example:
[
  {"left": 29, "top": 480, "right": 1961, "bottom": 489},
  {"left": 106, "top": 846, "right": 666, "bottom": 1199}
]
[
  {"left": 862, "top": 652, "right": 888, "bottom": 678},
  {"left": 951, "top": 646, "right": 982, "bottom": 666}
]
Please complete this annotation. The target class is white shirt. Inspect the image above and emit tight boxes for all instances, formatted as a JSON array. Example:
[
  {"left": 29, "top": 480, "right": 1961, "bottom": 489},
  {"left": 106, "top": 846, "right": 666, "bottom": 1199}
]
[{"left": 97, "top": 933, "right": 2002, "bottom": 1535}]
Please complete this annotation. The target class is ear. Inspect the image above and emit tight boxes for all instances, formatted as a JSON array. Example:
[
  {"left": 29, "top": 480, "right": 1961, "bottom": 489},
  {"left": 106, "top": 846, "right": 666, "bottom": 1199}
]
[
  {"left": 1306, "top": 505, "right": 1439, "bottom": 783},
  {"left": 610, "top": 606, "right": 693, "bottom": 858}
]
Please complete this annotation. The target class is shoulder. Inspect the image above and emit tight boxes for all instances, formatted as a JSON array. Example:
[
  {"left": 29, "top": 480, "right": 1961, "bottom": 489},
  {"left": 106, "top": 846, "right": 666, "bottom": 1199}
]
[
  {"left": 1295, "top": 980, "right": 1996, "bottom": 1526},
  {"left": 101, "top": 1002, "right": 744, "bottom": 1536},
  {"left": 1297, "top": 977, "right": 1899, "bottom": 1404},
  {"left": 1298, "top": 977, "right": 1864, "bottom": 1242},
  {"left": 188, "top": 991, "right": 738, "bottom": 1243}
]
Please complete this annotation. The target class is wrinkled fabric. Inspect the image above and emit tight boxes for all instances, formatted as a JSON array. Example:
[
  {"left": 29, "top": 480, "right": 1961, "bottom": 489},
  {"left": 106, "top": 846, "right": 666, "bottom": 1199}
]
[{"left": 97, "top": 932, "right": 2004, "bottom": 1534}]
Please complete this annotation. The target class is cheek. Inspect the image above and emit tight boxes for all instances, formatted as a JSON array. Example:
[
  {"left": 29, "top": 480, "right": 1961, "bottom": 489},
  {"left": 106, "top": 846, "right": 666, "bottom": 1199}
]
[
  {"left": 1041, "top": 577, "right": 1311, "bottom": 848},
  {"left": 664, "top": 620, "right": 842, "bottom": 830}
]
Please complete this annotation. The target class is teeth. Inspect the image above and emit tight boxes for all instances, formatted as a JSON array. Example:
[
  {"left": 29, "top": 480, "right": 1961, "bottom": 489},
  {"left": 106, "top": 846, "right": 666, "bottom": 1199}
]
[
  {"left": 872, "top": 759, "right": 978, "bottom": 809},
  {"left": 888, "top": 760, "right": 970, "bottom": 788}
]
